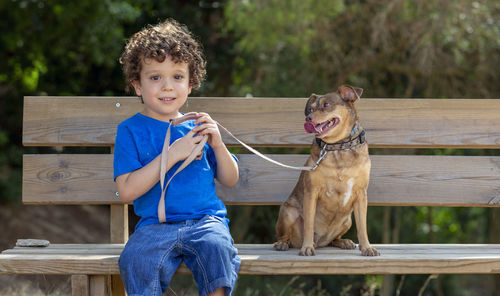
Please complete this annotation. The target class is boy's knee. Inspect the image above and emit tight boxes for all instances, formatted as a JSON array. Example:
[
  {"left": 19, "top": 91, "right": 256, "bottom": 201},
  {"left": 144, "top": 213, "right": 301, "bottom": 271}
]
[
  {"left": 119, "top": 248, "right": 136, "bottom": 272},
  {"left": 199, "top": 233, "right": 236, "bottom": 258},
  {"left": 119, "top": 246, "right": 152, "bottom": 272}
]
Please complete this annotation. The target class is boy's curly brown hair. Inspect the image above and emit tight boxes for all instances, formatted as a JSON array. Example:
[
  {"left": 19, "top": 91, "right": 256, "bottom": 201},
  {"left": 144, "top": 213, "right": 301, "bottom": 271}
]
[{"left": 119, "top": 19, "right": 206, "bottom": 92}]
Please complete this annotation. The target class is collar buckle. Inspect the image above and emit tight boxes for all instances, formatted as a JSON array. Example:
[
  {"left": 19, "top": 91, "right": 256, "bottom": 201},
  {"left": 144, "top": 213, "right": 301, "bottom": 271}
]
[{"left": 311, "top": 145, "right": 328, "bottom": 171}]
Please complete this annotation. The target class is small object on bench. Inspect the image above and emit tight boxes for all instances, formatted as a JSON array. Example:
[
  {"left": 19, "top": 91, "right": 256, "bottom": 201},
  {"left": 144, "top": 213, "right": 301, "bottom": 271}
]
[{"left": 16, "top": 239, "right": 50, "bottom": 248}]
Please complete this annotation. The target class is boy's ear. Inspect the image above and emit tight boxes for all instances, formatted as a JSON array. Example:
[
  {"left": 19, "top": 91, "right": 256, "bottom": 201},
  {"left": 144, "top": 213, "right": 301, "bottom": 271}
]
[{"left": 131, "top": 80, "right": 142, "bottom": 97}]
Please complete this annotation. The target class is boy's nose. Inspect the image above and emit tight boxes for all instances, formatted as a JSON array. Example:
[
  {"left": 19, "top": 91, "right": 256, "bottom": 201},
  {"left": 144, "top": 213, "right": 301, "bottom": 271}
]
[{"left": 162, "top": 80, "right": 173, "bottom": 92}]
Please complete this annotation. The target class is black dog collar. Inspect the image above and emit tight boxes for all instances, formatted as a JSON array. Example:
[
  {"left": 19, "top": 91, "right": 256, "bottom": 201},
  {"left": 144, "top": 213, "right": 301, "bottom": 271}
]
[{"left": 315, "top": 129, "right": 366, "bottom": 151}]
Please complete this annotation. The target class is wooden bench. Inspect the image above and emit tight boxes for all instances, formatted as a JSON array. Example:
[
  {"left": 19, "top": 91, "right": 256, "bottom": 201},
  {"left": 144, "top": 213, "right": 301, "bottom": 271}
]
[{"left": 1, "top": 96, "right": 499, "bottom": 295}]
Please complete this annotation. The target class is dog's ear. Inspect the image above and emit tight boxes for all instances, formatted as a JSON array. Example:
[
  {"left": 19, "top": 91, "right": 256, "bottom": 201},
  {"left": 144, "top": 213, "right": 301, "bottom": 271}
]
[
  {"left": 308, "top": 93, "right": 318, "bottom": 100},
  {"left": 305, "top": 94, "right": 317, "bottom": 115},
  {"left": 338, "top": 85, "right": 363, "bottom": 102},
  {"left": 306, "top": 93, "right": 319, "bottom": 106}
]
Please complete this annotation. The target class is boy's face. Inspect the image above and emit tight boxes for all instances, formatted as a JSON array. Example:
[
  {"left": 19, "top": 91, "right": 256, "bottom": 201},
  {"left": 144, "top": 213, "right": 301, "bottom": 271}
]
[{"left": 131, "top": 56, "right": 192, "bottom": 121}]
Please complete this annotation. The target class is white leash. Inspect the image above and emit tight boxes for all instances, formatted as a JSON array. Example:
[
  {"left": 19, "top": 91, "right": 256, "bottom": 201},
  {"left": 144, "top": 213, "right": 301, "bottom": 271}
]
[
  {"left": 215, "top": 122, "right": 315, "bottom": 171},
  {"left": 158, "top": 121, "right": 209, "bottom": 223}
]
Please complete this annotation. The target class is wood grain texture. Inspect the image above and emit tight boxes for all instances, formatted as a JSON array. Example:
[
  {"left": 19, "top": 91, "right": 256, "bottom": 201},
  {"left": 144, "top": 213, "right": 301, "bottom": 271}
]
[
  {"left": 89, "top": 275, "right": 109, "bottom": 296},
  {"left": 1, "top": 244, "right": 499, "bottom": 275},
  {"left": 15, "top": 96, "right": 500, "bottom": 280},
  {"left": 110, "top": 205, "right": 128, "bottom": 243},
  {"left": 23, "top": 154, "right": 500, "bottom": 206},
  {"left": 71, "top": 275, "right": 89, "bottom": 296},
  {"left": 23, "top": 97, "right": 500, "bottom": 148},
  {"left": 23, "top": 154, "right": 118, "bottom": 204}
]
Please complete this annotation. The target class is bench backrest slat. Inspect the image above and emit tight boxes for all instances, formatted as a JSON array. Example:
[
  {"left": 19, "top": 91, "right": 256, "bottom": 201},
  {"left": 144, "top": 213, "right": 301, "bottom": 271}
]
[
  {"left": 23, "top": 154, "right": 500, "bottom": 206},
  {"left": 23, "top": 96, "right": 500, "bottom": 208},
  {"left": 23, "top": 97, "right": 500, "bottom": 148}
]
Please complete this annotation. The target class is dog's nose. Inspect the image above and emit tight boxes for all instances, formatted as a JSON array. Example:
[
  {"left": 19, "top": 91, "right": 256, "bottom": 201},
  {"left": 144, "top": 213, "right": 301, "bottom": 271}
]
[{"left": 306, "top": 114, "right": 313, "bottom": 122}]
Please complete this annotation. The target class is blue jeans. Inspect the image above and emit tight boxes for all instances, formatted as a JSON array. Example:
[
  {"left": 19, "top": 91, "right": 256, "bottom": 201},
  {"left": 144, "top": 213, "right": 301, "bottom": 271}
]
[{"left": 119, "top": 215, "right": 240, "bottom": 296}]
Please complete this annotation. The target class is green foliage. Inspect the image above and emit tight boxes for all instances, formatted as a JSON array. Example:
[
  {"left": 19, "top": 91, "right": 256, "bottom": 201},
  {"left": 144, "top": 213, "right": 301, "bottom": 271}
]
[
  {"left": 0, "top": 128, "right": 22, "bottom": 204},
  {"left": 1, "top": 0, "right": 140, "bottom": 95},
  {"left": 0, "top": 0, "right": 143, "bottom": 205},
  {"left": 224, "top": 0, "right": 500, "bottom": 98}
]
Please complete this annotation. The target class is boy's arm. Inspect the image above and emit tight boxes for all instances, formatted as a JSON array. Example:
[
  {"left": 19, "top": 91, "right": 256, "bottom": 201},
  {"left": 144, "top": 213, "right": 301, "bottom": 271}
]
[
  {"left": 116, "top": 129, "right": 205, "bottom": 203},
  {"left": 116, "top": 153, "right": 164, "bottom": 203},
  {"left": 212, "top": 144, "right": 239, "bottom": 188}
]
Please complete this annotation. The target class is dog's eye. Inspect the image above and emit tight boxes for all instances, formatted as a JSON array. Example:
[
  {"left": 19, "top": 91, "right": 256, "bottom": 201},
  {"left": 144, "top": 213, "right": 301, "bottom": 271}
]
[
  {"left": 323, "top": 103, "right": 330, "bottom": 108},
  {"left": 308, "top": 108, "right": 314, "bottom": 114}
]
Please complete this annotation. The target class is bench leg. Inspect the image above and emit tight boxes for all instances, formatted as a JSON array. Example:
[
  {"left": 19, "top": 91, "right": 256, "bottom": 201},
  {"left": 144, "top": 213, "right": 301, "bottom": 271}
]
[
  {"left": 112, "top": 274, "right": 127, "bottom": 296},
  {"left": 89, "top": 275, "right": 111, "bottom": 296},
  {"left": 110, "top": 204, "right": 128, "bottom": 295},
  {"left": 71, "top": 275, "right": 89, "bottom": 296},
  {"left": 71, "top": 275, "right": 113, "bottom": 296},
  {"left": 110, "top": 205, "right": 129, "bottom": 243}
]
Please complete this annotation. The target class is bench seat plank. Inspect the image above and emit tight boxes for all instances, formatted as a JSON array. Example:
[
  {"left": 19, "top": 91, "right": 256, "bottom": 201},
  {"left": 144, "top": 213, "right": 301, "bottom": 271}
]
[
  {"left": 1, "top": 244, "right": 499, "bottom": 275},
  {"left": 23, "top": 154, "right": 500, "bottom": 206},
  {"left": 23, "top": 97, "right": 500, "bottom": 148}
]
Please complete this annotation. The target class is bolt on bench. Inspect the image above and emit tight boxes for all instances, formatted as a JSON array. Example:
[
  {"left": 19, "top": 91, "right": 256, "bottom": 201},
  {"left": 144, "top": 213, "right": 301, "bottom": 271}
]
[{"left": 0, "top": 96, "right": 499, "bottom": 295}]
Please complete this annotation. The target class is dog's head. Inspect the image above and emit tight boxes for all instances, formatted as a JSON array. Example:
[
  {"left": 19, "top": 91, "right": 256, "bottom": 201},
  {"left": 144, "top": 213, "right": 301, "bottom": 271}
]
[{"left": 304, "top": 85, "right": 363, "bottom": 143}]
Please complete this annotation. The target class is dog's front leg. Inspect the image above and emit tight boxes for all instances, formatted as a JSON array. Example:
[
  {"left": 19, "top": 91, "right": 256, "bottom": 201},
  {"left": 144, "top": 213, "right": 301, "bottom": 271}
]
[
  {"left": 300, "top": 190, "right": 318, "bottom": 256},
  {"left": 353, "top": 190, "right": 380, "bottom": 256}
]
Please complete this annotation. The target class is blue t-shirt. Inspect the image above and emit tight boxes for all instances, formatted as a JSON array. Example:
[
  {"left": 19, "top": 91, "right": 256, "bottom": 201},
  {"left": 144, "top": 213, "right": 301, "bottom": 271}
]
[{"left": 113, "top": 113, "right": 234, "bottom": 230}]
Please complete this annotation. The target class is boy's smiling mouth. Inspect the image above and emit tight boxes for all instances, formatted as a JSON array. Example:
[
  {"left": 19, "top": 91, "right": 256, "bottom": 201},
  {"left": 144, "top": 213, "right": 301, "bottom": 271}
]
[{"left": 159, "top": 97, "right": 175, "bottom": 102}]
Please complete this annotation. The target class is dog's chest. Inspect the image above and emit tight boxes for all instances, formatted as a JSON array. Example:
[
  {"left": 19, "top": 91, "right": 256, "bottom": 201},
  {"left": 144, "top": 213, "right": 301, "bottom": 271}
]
[
  {"left": 305, "top": 144, "right": 370, "bottom": 206},
  {"left": 314, "top": 153, "right": 369, "bottom": 207},
  {"left": 321, "top": 174, "right": 356, "bottom": 207}
]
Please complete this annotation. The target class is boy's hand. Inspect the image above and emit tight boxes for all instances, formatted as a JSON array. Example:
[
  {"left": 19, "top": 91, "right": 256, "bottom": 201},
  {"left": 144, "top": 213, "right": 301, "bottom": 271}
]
[
  {"left": 169, "top": 129, "right": 205, "bottom": 162},
  {"left": 191, "top": 112, "right": 225, "bottom": 150}
]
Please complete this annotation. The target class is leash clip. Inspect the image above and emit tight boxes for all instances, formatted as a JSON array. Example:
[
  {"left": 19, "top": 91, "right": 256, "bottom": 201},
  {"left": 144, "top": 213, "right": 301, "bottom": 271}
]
[{"left": 311, "top": 145, "right": 328, "bottom": 171}]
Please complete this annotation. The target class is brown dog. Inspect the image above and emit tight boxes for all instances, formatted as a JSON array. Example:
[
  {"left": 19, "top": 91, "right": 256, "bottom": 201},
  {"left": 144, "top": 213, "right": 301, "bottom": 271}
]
[{"left": 274, "top": 85, "right": 379, "bottom": 256}]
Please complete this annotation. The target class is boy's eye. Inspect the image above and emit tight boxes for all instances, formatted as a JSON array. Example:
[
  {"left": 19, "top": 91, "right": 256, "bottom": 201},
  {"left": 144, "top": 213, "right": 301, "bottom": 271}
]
[
  {"left": 151, "top": 75, "right": 160, "bottom": 81},
  {"left": 174, "top": 74, "right": 183, "bottom": 80}
]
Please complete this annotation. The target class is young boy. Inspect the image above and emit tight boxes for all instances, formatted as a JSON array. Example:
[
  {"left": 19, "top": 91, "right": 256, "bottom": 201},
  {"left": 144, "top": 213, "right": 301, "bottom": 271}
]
[{"left": 114, "top": 19, "right": 240, "bottom": 296}]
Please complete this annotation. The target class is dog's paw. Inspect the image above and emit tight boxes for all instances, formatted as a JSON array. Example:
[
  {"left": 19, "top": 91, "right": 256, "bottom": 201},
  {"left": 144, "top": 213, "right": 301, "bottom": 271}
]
[
  {"left": 299, "top": 245, "right": 316, "bottom": 256},
  {"left": 331, "top": 238, "right": 357, "bottom": 250},
  {"left": 273, "top": 241, "right": 290, "bottom": 251},
  {"left": 360, "top": 246, "right": 380, "bottom": 256}
]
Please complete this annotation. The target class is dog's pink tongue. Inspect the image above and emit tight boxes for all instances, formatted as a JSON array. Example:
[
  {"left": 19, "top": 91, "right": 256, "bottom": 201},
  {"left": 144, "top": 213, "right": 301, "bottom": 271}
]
[{"left": 304, "top": 122, "right": 317, "bottom": 133}]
